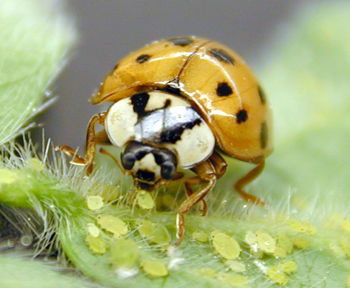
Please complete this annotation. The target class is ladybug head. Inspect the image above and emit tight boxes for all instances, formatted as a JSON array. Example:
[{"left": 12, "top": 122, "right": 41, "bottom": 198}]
[{"left": 121, "top": 141, "right": 178, "bottom": 190}]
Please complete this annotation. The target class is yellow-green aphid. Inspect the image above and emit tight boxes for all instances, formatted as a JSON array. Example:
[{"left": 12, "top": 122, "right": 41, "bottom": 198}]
[
  {"left": 287, "top": 220, "right": 317, "bottom": 234},
  {"left": 329, "top": 241, "right": 346, "bottom": 258},
  {"left": 290, "top": 236, "right": 311, "bottom": 248},
  {"left": 0, "top": 168, "right": 18, "bottom": 184},
  {"left": 256, "top": 231, "right": 276, "bottom": 254},
  {"left": 136, "top": 219, "right": 171, "bottom": 247},
  {"left": 27, "top": 158, "right": 44, "bottom": 171},
  {"left": 111, "top": 238, "right": 139, "bottom": 268},
  {"left": 97, "top": 214, "right": 129, "bottom": 236},
  {"left": 226, "top": 260, "right": 246, "bottom": 272},
  {"left": 278, "top": 261, "right": 297, "bottom": 274},
  {"left": 85, "top": 235, "right": 107, "bottom": 254},
  {"left": 211, "top": 231, "right": 241, "bottom": 260},
  {"left": 245, "top": 231, "right": 257, "bottom": 245},
  {"left": 136, "top": 190, "right": 155, "bottom": 209},
  {"left": 89, "top": 182, "right": 120, "bottom": 201},
  {"left": 87, "top": 195, "right": 104, "bottom": 210},
  {"left": 192, "top": 231, "right": 209, "bottom": 242},
  {"left": 266, "top": 266, "right": 289, "bottom": 285},
  {"left": 141, "top": 260, "right": 168, "bottom": 277},
  {"left": 197, "top": 267, "right": 217, "bottom": 277},
  {"left": 87, "top": 222, "right": 100, "bottom": 237},
  {"left": 273, "top": 246, "right": 287, "bottom": 258},
  {"left": 277, "top": 231, "right": 293, "bottom": 253}
]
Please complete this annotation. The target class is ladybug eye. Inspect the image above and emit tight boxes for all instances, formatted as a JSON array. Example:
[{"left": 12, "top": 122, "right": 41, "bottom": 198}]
[
  {"left": 161, "top": 162, "right": 176, "bottom": 180},
  {"left": 121, "top": 153, "right": 136, "bottom": 170}
]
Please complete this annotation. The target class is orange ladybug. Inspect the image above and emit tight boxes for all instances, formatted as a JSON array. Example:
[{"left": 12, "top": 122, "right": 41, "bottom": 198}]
[{"left": 56, "top": 36, "right": 273, "bottom": 245}]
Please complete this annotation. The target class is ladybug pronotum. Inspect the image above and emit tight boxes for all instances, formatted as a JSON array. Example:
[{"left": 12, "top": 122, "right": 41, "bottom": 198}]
[{"left": 56, "top": 36, "right": 272, "bottom": 245}]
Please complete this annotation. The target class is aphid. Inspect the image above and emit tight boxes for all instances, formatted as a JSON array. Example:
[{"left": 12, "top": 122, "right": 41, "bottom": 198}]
[{"left": 56, "top": 36, "right": 272, "bottom": 245}]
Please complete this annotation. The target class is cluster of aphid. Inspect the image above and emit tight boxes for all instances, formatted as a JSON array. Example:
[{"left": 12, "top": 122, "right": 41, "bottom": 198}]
[{"left": 84, "top": 193, "right": 321, "bottom": 285}]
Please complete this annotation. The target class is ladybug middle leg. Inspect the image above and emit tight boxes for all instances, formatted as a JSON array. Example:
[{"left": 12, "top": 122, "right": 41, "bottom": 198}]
[
  {"left": 183, "top": 151, "right": 227, "bottom": 217},
  {"left": 184, "top": 178, "right": 208, "bottom": 217},
  {"left": 175, "top": 151, "right": 227, "bottom": 246},
  {"left": 55, "top": 112, "right": 107, "bottom": 174}
]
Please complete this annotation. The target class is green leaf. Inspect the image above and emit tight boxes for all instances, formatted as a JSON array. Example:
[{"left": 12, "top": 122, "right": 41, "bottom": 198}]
[
  {"left": 2, "top": 2, "right": 350, "bottom": 288},
  {"left": 0, "top": 0, "right": 76, "bottom": 145},
  {"left": 0, "top": 253, "right": 96, "bottom": 288}
]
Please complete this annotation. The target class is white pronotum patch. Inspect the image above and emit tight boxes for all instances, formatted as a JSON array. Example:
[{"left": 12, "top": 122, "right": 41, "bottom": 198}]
[
  {"left": 144, "top": 91, "right": 191, "bottom": 110},
  {"left": 131, "top": 153, "right": 161, "bottom": 178},
  {"left": 105, "top": 91, "right": 215, "bottom": 168},
  {"left": 166, "top": 122, "right": 215, "bottom": 168},
  {"left": 105, "top": 98, "right": 137, "bottom": 147}
]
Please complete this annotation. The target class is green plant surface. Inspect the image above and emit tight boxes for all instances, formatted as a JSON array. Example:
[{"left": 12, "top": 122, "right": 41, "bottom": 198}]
[
  {"left": 1, "top": 2, "right": 350, "bottom": 288},
  {"left": 0, "top": 253, "right": 95, "bottom": 288},
  {"left": 0, "top": 0, "right": 76, "bottom": 146}
]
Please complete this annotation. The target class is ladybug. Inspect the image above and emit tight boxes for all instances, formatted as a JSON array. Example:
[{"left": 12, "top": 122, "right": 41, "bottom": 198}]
[{"left": 56, "top": 36, "right": 272, "bottom": 245}]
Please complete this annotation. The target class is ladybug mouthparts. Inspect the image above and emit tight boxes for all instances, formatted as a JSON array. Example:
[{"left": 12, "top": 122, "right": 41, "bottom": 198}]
[{"left": 121, "top": 141, "right": 178, "bottom": 190}]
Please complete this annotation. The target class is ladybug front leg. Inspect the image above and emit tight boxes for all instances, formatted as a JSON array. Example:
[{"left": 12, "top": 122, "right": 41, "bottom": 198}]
[
  {"left": 55, "top": 112, "right": 107, "bottom": 174},
  {"left": 184, "top": 178, "right": 208, "bottom": 217},
  {"left": 175, "top": 160, "right": 217, "bottom": 246}
]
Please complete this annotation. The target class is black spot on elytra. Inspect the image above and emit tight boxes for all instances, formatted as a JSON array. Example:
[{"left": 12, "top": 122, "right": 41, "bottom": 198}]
[
  {"left": 236, "top": 109, "right": 248, "bottom": 124},
  {"left": 131, "top": 92, "right": 150, "bottom": 118},
  {"left": 136, "top": 54, "right": 151, "bottom": 63},
  {"left": 209, "top": 49, "right": 234, "bottom": 65},
  {"left": 216, "top": 82, "right": 233, "bottom": 96},
  {"left": 168, "top": 37, "right": 193, "bottom": 46},
  {"left": 108, "top": 63, "right": 119, "bottom": 75},
  {"left": 258, "top": 86, "right": 267, "bottom": 104},
  {"left": 161, "top": 119, "right": 201, "bottom": 144},
  {"left": 261, "top": 121, "right": 268, "bottom": 149}
]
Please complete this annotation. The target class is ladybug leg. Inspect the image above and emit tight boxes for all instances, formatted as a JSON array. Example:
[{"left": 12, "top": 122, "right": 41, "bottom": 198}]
[
  {"left": 182, "top": 150, "right": 228, "bottom": 217},
  {"left": 94, "top": 129, "right": 111, "bottom": 145},
  {"left": 184, "top": 178, "right": 208, "bottom": 216},
  {"left": 55, "top": 112, "right": 107, "bottom": 174},
  {"left": 158, "top": 172, "right": 185, "bottom": 187},
  {"left": 209, "top": 150, "right": 227, "bottom": 179},
  {"left": 175, "top": 160, "right": 217, "bottom": 246},
  {"left": 234, "top": 160, "right": 265, "bottom": 205}
]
